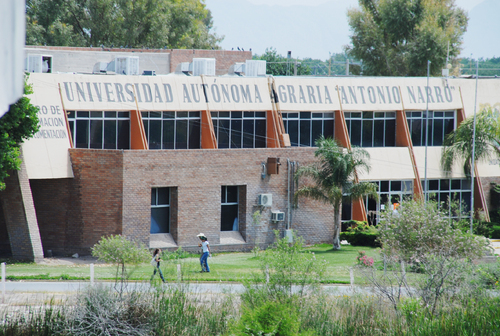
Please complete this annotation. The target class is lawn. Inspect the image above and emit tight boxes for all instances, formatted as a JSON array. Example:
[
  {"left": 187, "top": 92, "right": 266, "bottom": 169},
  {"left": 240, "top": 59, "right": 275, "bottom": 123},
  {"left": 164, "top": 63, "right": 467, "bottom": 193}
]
[{"left": 1, "top": 244, "right": 380, "bottom": 284}]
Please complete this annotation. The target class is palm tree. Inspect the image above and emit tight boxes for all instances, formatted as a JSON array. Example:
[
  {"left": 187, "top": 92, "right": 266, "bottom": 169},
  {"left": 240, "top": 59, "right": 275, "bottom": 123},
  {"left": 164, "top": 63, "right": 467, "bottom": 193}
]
[
  {"left": 441, "top": 107, "right": 500, "bottom": 176},
  {"left": 294, "top": 136, "right": 378, "bottom": 250}
]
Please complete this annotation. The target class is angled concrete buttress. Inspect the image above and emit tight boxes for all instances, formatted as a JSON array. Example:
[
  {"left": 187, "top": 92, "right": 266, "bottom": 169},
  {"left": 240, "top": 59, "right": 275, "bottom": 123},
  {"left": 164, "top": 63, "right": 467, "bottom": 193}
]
[{"left": 0, "top": 150, "right": 44, "bottom": 262}]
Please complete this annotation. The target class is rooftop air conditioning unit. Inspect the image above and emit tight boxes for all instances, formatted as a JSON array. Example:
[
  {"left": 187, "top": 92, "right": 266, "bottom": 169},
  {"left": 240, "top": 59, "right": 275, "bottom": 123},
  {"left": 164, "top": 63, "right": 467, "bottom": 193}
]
[
  {"left": 271, "top": 211, "right": 285, "bottom": 222},
  {"left": 114, "top": 56, "right": 139, "bottom": 75},
  {"left": 175, "top": 62, "right": 192, "bottom": 75},
  {"left": 93, "top": 62, "right": 108, "bottom": 74},
  {"left": 192, "top": 58, "right": 216, "bottom": 76},
  {"left": 245, "top": 60, "right": 266, "bottom": 76},
  {"left": 229, "top": 62, "right": 245, "bottom": 75},
  {"left": 258, "top": 193, "right": 272, "bottom": 207},
  {"left": 26, "top": 54, "right": 52, "bottom": 73}
]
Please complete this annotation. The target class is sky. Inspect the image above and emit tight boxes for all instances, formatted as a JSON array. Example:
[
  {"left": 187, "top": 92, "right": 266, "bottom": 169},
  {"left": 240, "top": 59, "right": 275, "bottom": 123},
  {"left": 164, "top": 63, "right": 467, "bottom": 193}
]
[
  {"left": 206, "top": 0, "right": 497, "bottom": 61},
  {"left": 245, "top": 0, "right": 485, "bottom": 10}
]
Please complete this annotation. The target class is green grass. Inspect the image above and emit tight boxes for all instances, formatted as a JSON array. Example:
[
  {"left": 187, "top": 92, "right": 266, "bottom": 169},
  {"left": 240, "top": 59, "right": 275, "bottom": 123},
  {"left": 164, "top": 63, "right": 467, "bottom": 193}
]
[{"left": 2, "top": 244, "right": 380, "bottom": 283}]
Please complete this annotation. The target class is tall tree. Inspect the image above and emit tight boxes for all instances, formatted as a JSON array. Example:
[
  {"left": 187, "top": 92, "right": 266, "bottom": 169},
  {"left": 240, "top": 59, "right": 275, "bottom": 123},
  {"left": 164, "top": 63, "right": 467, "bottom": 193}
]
[
  {"left": 253, "top": 48, "right": 312, "bottom": 76},
  {"left": 295, "top": 136, "right": 378, "bottom": 250},
  {"left": 26, "top": 0, "right": 223, "bottom": 49},
  {"left": 0, "top": 75, "right": 40, "bottom": 190},
  {"left": 441, "top": 107, "right": 500, "bottom": 177},
  {"left": 345, "top": 0, "right": 468, "bottom": 76}
]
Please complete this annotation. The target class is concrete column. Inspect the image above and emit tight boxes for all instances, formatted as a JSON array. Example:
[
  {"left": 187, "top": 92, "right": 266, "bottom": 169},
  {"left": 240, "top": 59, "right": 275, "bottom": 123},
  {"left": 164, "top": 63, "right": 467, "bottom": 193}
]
[{"left": 0, "top": 151, "right": 44, "bottom": 262}]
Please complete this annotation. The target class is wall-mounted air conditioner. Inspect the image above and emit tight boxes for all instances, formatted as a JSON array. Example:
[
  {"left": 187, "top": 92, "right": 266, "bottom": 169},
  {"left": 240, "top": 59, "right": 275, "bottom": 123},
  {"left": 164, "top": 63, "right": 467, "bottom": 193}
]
[
  {"left": 271, "top": 211, "right": 285, "bottom": 222},
  {"left": 114, "top": 56, "right": 139, "bottom": 75},
  {"left": 258, "top": 194, "right": 272, "bottom": 207}
]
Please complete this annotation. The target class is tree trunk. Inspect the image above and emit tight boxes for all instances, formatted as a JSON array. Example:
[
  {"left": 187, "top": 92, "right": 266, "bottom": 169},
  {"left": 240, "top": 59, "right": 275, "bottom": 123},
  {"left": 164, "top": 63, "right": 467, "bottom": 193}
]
[{"left": 333, "top": 206, "right": 341, "bottom": 250}]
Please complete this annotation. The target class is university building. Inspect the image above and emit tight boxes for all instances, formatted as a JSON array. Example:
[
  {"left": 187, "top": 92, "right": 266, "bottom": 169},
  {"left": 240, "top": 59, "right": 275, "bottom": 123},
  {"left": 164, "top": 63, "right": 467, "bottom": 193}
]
[{"left": 1, "top": 47, "right": 499, "bottom": 261}]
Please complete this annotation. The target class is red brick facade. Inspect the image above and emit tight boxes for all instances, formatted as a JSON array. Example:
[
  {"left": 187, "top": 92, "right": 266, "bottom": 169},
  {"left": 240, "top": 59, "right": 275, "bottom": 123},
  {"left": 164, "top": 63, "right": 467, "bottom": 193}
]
[{"left": 21, "top": 147, "right": 334, "bottom": 255}]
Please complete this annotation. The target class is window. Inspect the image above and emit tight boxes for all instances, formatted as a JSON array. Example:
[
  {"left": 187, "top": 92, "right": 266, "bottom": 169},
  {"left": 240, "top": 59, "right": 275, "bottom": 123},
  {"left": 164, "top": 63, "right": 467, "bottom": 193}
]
[
  {"left": 142, "top": 111, "right": 201, "bottom": 149},
  {"left": 342, "top": 180, "right": 413, "bottom": 225},
  {"left": 282, "top": 112, "right": 334, "bottom": 147},
  {"left": 221, "top": 186, "right": 239, "bottom": 231},
  {"left": 211, "top": 111, "right": 266, "bottom": 148},
  {"left": 365, "top": 180, "right": 413, "bottom": 225},
  {"left": 67, "top": 111, "right": 130, "bottom": 149},
  {"left": 406, "top": 111, "right": 455, "bottom": 146},
  {"left": 151, "top": 188, "right": 170, "bottom": 233},
  {"left": 423, "top": 178, "right": 472, "bottom": 218},
  {"left": 344, "top": 112, "right": 395, "bottom": 147}
]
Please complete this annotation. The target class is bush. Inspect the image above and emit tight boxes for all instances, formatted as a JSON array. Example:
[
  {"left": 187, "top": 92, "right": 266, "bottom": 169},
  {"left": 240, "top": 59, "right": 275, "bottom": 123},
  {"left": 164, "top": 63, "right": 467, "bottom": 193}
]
[
  {"left": 455, "top": 218, "right": 494, "bottom": 238},
  {"left": 226, "top": 300, "right": 313, "bottom": 336},
  {"left": 92, "top": 235, "right": 151, "bottom": 293},
  {"left": 491, "top": 225, "right": 500, "bottom": 238},
  {"left": 64, "top": 285, "right": 152, "bottom": 336},
  {"left": 378, "top": 199, "right": 491, "bottom": 262},
  {"left": 340, "top": 222, "right": 380, "bottom": 247},
  {"left": 244, "top": 231, "right": 326, "bottom": 304}
]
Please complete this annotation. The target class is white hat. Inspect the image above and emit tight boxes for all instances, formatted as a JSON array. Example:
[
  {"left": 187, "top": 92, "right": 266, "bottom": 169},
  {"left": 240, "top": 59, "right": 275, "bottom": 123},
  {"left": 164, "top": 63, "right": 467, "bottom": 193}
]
[{"left": 196, "top": 233, "right": 206, "bottom": 237}]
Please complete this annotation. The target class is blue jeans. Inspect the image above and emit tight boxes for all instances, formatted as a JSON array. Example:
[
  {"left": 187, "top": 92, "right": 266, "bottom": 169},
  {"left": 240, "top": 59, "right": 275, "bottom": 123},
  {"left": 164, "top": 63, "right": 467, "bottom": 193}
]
[
  {"left": 152, "top": 263, "right": 165, "bottom": 282},
  {"left": 200, "top": 252, "right": 210, "bottom": 272}
]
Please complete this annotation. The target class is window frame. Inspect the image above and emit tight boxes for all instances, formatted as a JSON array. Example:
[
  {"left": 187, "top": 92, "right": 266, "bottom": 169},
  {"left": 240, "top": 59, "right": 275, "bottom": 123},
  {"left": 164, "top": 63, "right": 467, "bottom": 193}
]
[
  {"left": 67, "top": 110, "right": 130, "bottom": 149},
  {"left": 142, "top": 111, "right": 201, "bottom": 150},
  {"left": 211, "top": 111, "right": 267, "bottom": 149},
  {"left": 151, "top": 187, "right": 171, "bottom": 234},
  {"left": 344, "top": 111, "right": 396, "bottom": 147},
  {"left": 282, "top": 111, "right": 335, "bottom": 147}
]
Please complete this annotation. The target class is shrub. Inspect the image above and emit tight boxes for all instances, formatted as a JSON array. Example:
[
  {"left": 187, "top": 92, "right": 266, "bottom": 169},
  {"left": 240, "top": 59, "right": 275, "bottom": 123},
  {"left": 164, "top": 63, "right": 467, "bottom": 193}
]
[
  {"left": 491, "top": 225, "right": 500, "bottom": 238},
  {"left": 455, "top": 218, "right": 494, "bottom": 237},
  {"left": 64, "top": 285, "right": 152, "bottom": 336},
  {"left": 340, "top": 221, "right": 380, "bottom": 247},
  {"left": 245, "top": 231, "right": 326, "bottom": 303},
  {"left": 377, "top": 199, "right": 491, "bottom": 262},
  {"left": 161, "top": 246, "right": 192, "bottom": 262},
  {"left": 226, "top": 300, "right": 313, "bottom": 336},
  {"left": 355, "top": 250, "right": 374, "bottom": 267},
  {"left": 92, "top": 235, "right": 150, "bottom": 293}
]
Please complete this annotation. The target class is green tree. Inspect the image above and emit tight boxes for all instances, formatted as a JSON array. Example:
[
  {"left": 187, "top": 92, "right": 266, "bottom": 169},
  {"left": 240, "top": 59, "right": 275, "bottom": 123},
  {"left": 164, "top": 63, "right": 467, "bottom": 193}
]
[
  {"left": 26, "top": 0, "right": 223, "bottom": 49},
  {"left": 460, "top": 57, "right": 500, "bottom": 76},
  {"left": 441, "top": 107, "right": 500, "bottom": 177},
  {"left": 345, "top": 0, "right": 468, "bottom": 76},
  {"left": 92, "top": 235, "right": 151, "bottom": 294},
  {"left": 378, "top": 199, "right": 490, "bottom": 261},
  {"left": 253, "top": 48, "right": 312, "bottom": 76},
  {"left": 294, "top": 136, "right": 378, "bottom": 250},
  {"left": 0, "top": 75, "right": 40, "bottom": 190}
]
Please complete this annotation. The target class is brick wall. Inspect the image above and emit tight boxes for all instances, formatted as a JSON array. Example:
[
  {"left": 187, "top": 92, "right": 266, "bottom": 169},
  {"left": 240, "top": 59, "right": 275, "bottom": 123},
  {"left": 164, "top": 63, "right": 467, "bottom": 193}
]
[
  {"left": 30, "top": 178, "right": 78, "bottom": 256},
  {"left": 0, "top": 204, "right": 12, "bottom": 256},
  {"left": 32, "top": 147, "right": 334, "bottom": 255},
  {"left": 169, "top": 49, "right": 252, "bottom": 75},
  {"left": 0, "top": 155, "right": 44, "bottom": 261},
  {"left": 69, "top": 150, "right": 124, "bottom": 251},
  {"left": 120, "top": 148, "right": 334, "bottom": 249}
]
